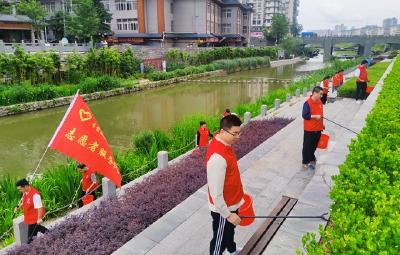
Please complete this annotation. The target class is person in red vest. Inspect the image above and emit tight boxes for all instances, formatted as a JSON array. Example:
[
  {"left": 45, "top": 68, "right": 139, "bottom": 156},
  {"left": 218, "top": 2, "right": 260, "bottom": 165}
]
[
  {"left": 222, "top": 108, "right": 231, "bottom": 117},
  {"left": 14, "top": 178, "right": 48, "bottom": 244},
  {"left": 78, "top": 163, "right": 99, "bottom": 207},
  {"left": 338, "top": 69, "right": 344, "bottom": 86},
  {"left": 302, "top": 86, "right": 324, "bottom": 170},
  {"left": 197, "top": 121, "right": 213, "bottom": 147},
  {"left": 354, "top": 60, "right": 370, "bottom": 104},
  {"left": 320, "top": 76, "right": 330, "bottom": 105},
  {"left": 206, "top": 114, "right": 244, "bottom": 255},
  {"left": 332, "top": 71, "right": 340, "bottom": 92}
]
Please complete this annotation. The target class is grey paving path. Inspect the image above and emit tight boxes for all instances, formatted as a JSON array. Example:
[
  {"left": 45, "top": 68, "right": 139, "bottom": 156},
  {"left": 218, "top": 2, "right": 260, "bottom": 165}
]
[{"left": 113, "top": 60, "right": 393, "bottom": 255}]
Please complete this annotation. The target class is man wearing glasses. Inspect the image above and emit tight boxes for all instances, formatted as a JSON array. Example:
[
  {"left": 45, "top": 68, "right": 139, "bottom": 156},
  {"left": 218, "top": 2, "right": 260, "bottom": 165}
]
[
  {"left": 206, "top": 114, "right": 244, "bottom": 255},
  {"left": 302, "top": 86, "right": 324, "bottom": 170}
]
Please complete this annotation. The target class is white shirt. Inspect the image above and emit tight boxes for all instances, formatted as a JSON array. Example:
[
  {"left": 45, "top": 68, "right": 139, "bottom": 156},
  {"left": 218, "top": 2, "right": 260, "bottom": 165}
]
[
  {"left": 206, "top": 136, "right": 244, "bottom": 218},
  {"left": 354, "top": 68, "right": 361, "bottom": 78},
  {"left": 32, "top": 194, "right": 43, "bottom": 209}
]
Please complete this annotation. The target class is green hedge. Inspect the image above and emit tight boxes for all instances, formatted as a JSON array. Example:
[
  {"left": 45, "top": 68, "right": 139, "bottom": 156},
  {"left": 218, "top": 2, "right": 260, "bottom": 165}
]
[
  {"left": 338, "top": 61, "right": 391, "bottom": 98},
  {"left": 146, "top": 56, "right": 271, "bottom": 81},
  {"left": 0, "top": 76, "right": 123, "bottom": 106},
  {"left": 300, "top": 57, "right": 399, "bottom": 254}
]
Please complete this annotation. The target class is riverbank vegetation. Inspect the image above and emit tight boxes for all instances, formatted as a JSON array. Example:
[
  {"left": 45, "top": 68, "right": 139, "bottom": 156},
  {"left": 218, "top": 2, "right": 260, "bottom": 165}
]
[
  {"left": 0, "top": 46, "right": 277, "bottom": 106},
  {"left": 300, "top": 57, "right": 399, "bottom": 255}
]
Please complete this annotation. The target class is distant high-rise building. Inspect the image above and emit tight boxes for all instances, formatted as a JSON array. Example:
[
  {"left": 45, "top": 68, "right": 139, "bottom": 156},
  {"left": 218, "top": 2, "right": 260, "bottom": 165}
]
[
  {"left": 383, "top": 17, "right": 398, "bottom": 29},
  {"left": 241, "top": 0, "right": 298, "bottom": 35}
]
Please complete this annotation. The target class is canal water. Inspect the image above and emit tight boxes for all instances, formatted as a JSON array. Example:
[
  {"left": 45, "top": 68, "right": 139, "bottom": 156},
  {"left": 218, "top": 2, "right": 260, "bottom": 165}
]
[{"left": 0, "top": 56, "right": 324, "bottom": 178}]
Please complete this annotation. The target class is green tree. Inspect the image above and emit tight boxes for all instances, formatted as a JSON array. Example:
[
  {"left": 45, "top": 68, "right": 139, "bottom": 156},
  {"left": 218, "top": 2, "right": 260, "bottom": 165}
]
[
  {"left": 93, "top": 0, "right": 112, "bottom": 40},
  {"left": 67, "top": 0, "right": 100, "bottom": 42},
  {"left": 0, "top": 0, "right": 12, "bottom": 14},
  {"left": 269, "top": 14, "right": 289, "bottom": 44},
  {"left": 48, "top": 11, "right": 71, "bottom": 41},
  {"left": 290, "top": 22, "right": 303, "bottom": 37},
  {"left": 17, "top": 0, "right": 47, "bottom": 41},
  {"left": 279, "top": 37, "right": 302, "bottom": 57}
]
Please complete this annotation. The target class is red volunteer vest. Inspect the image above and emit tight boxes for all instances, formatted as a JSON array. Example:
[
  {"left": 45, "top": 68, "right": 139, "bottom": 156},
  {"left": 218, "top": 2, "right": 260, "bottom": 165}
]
[
  {"left": 339, "top": 72, "right": 344, "bottom": 84},
  {"left": 304, "top": 97, "right": 324, "bottom": 132},
  {"left": 23, "top": 187, "right": 46, "bottom": 224},
  {"left": 205, "top": 138, "right": 244, "bottom": 207},
  {"left": 322, "top": 80, "right": 329, "bottom": 94},
  {"left": 356, "top": 66, "right": 368, "bottom": 82},
  {"left": 333, "top": 74, "right": 340, "bottom": 87},
  {"left": 198, "top": 127, "right": 210, "bottom": 147},
  {"left": 82, "top": 169, "right": 99, "bottom": 192}
]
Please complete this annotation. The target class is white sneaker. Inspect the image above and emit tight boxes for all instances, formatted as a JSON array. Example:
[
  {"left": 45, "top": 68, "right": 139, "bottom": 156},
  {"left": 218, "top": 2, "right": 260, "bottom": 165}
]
[{"left": 356, "top": 100, "right": 360, "bottom": 104}]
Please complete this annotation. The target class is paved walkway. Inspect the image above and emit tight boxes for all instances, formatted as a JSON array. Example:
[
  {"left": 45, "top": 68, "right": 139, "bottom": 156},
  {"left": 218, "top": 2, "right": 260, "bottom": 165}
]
[{"left": 113, "top": 60, "right": 393, "bottom": 255}]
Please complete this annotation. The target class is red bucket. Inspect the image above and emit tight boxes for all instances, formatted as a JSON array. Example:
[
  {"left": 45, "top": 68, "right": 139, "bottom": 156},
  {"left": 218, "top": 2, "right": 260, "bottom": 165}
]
[
  {"left": 317, "top": 134, "right": 330, "bottom": 149},
  {"left": 82, "top": 194, "right": 94, "bottom": 205},
  {"left": 239, "top": 194, "right": 255, "bottom": 226},
  {"left": 366, "top": 85, "right": 374, "bottom": 94}
]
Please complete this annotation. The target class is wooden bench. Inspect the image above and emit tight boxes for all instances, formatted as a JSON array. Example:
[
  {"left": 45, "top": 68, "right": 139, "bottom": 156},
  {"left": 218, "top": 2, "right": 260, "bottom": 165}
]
[{"left": 239, "top": 196, "right": 298, "bottom": 255}]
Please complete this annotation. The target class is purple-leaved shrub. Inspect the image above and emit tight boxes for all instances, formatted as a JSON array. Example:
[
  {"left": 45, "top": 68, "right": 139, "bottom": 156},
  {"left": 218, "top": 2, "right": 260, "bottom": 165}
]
[{"left": 8, "top": 118, "right": 292, "bottom": 255}]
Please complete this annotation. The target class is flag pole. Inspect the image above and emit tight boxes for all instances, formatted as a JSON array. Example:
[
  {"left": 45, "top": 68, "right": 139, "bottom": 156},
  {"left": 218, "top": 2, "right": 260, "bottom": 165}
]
[
  {"left": 31, "top": 90, "right": 80, "bottom": 180},
  {"left": 48, "top": 90, "right": 80, "bottom": 147}
]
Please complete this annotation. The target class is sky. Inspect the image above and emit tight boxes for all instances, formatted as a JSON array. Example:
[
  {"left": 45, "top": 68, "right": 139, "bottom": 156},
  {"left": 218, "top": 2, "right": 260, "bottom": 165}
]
[{"left": 298, "top": 0, "right": 400, "bottom": 31}]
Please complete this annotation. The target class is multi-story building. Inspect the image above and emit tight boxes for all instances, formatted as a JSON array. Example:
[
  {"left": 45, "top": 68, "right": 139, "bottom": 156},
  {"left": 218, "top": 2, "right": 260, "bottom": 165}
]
[
  {"left": 243, "top": 0, "right": 298, "bottom": 37},
  {"left": 102, "top": 0, "right": 253, "bottom": 46}
]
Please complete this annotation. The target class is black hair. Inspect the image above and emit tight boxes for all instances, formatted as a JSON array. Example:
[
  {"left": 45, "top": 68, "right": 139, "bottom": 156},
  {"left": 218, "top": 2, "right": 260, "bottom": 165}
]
[
  {"left": 199, "top": 121, "right": 206, "bottom": 126},
  {"left": 220, "top": 114, "right": 242, "bottom": 130},
  {"left": 322, "top": 76, "right": 330, "bottom": 80},
  {"left": 16, "top": 178, "right": 29, "bottom": 187},
  {"left": 78, "top": 163, "right": 86, "bottom": 169},
  {"left": 361, "top": 60, "right": 368, "bottom": 65},
  {"left": 312, "top": 86, "right": 323, "bottom": 94},
  {"left": 225, "top": 108, "right": 231, "bottom": 113},
  {"left": 339, "top": 69, "right": 344, "bottom": 72}
]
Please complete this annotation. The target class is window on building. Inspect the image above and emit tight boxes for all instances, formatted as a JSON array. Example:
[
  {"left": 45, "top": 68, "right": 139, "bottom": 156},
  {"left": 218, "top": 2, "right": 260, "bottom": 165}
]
[
  {"left": 243, "top": 13, "right": 248, "bottom": 20},
  {"left": 44, "top": 2, "right": 56, "bottom": 14},
  {"left": 116, "top": 0, "right": 137, "bottom": 11},
  {"left": 116, "top": 18, "right": 138, "bottom": 31},
  {"left": 222, "top": 9, "right": 232, "bottom": 18},
  {"left": 170, "top": 2, "right": 173, "bottom": 13},
  {"left": 243, "top": 26, "right": 248, "bottom": 35},
  {"left": 222, "top": 23, "right": 231, "bottom": 34}
]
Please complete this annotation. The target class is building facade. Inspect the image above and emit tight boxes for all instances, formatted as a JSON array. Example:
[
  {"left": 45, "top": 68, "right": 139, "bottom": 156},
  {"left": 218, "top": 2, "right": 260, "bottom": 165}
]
[
  {"left": 242, "top": 0, "right": 298, "bottom": 37},
  {"left": 103, "top": 0, "right": 253, "bottom": 46}
]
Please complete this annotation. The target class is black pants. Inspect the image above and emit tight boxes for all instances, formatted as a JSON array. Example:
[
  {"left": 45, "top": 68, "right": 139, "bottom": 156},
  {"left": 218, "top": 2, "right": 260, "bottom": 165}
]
[
  {"left": 210, "top": 211, "right": 237, "bottom": 255},
  {"left": 78, "top": 190, "right": 97, "bottom": 208},
  {"left": 302, "top": 131, "right": 321, "bottom": 164},
  {"left": 356, "top": 82, "right": 367, "bottom": 101},
  {"left": 321, "top": 94, "right": 327, "bottom": 105},
  {"left": 27, "top": 223, "right": 48, "bottom": 243}
]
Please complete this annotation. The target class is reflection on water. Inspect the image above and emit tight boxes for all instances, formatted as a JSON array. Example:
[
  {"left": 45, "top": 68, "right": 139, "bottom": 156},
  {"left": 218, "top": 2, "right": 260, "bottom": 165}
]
[{"left": 0, "top": 58, "right": 323, "bottom": 177}]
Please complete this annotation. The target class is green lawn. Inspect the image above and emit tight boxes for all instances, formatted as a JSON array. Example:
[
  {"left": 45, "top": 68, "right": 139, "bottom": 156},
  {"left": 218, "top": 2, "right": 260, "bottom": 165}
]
[{"left": 338, "top": 61, "right": 391, "bottom": 98}]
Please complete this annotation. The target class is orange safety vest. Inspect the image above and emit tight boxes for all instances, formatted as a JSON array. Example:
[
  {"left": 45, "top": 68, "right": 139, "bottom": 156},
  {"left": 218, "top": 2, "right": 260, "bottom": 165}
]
[
  {"left": 304, "top": 97, "right": 324, "bottom": 132},
  {"left": 23, "top": 187, "right": 46, "bottom": 224},
  {"left": 322, "top": 79, "right": 329, "bottom": 94},
  {"left": 206, "top": 138, "right": 244, "bottom": 207},
  {"left": 356, "top": 65, "right": 368, "bottom": 82},
  {"left": 81, "top": 169, "right": 99, "bottom": 193},
  {"left": 198, "top": 127, "right": 210, "bottom": 147},
  {"left": 333, "top": 74, "right": 340, "bottom": 87},
  {"left": 339, "top": 72, "right": 344, "bottom": 84}
]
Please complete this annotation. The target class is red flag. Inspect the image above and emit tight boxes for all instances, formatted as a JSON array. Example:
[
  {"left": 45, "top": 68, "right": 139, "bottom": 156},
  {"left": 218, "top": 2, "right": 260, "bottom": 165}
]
[{"left": 48, "top": 91, "right": 122, "bottom": 187}]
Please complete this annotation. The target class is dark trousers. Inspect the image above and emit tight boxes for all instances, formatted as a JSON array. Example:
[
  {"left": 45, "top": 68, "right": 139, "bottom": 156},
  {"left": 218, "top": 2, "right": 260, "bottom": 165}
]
[
  {"left": 321, "top": 94, "right": 327, "bottom": 105},
  {"left": 210, "top": 211, "right": 237, "bottom": 255},
  {"left": 27, "top": 223, "right": 48, "bottom": 243},
  {"left": 78, "top": 190, "right": 97, "bottom": 208},
  {"left": 302, "top": 131, "right": 321, "bottom": 164},
  {"left": 356, "top": 82, "right": 367, "bottom": 101}
]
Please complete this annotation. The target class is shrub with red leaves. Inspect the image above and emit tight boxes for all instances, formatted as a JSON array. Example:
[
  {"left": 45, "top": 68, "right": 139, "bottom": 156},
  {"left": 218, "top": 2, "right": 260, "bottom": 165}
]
[{"left": 7, "top": 118, "right": 292, "bottom": 255}]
